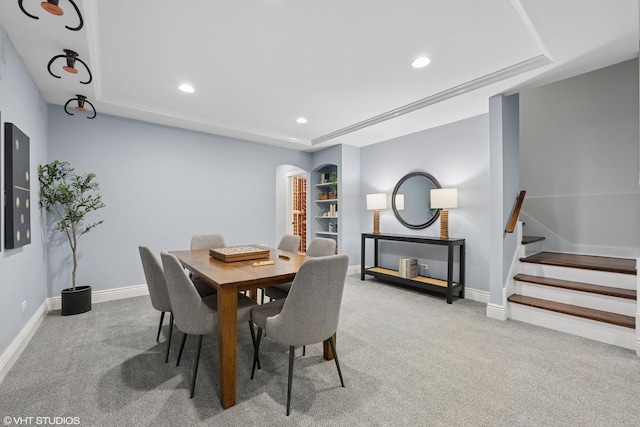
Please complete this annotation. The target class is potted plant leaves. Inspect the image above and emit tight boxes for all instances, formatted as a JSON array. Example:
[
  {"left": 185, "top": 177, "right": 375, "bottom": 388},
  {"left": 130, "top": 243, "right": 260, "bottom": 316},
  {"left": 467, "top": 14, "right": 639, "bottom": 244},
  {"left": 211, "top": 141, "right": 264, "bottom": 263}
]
[{"left": 38, "top": 160, "right": 105, "bottom": 315}]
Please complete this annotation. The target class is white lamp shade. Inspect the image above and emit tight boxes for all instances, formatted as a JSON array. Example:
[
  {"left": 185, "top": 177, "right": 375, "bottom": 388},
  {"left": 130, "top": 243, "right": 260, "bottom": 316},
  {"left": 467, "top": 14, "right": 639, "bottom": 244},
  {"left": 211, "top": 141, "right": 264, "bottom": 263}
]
[
  {"left": 366, "top": 193, "right": 387, "bottom": 210},
  {"left": 430, "top": 188, "right": 458, "bottom": 209}
]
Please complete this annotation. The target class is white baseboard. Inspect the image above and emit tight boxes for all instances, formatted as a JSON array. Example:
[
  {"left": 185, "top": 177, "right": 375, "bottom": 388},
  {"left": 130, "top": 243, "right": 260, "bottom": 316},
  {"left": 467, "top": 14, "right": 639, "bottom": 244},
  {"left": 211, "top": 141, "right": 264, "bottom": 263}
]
[
  {"left": 1, "top": 284, "right": 149, "bottom": 385},
  {"left": 47, "top": 284, "right": 149, "bottom": 311},
  {"left": 486, "top": 303, "right": 507, "bottom": 321},
  {"left": 465, "top": 287, "right": 489, "bottom": 304},
  {"left": 0, "top": 300, "right": 48, "bottom": 385}
]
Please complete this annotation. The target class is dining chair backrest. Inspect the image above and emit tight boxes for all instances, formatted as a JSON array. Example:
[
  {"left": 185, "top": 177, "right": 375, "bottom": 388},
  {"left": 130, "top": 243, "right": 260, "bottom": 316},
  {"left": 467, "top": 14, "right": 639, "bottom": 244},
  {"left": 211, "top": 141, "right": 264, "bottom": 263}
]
[
  {"left": 277, "top": 234, "right": 301, "bottom": 253},
  {"left": 306, "top": 237, "right": 336, "bottom": 257},
  {"left": 160, "top": 251, "right": 217, "bottom": 336},
  {"left": 139, "top": 246, "right": 171, "bottom": 313},
  {"left": 191, "top": 234, "right": 226, "bottom": 250},
  {"left": 266, "top": 254, "right": 348, "bottom": 347}
]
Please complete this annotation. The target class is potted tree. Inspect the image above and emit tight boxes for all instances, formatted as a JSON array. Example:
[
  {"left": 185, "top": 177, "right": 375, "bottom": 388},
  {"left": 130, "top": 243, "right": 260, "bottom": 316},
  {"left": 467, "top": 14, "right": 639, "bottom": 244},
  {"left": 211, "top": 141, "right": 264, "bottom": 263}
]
[{"left": 38, "top": 160, "right": 105, "bottom": 316}]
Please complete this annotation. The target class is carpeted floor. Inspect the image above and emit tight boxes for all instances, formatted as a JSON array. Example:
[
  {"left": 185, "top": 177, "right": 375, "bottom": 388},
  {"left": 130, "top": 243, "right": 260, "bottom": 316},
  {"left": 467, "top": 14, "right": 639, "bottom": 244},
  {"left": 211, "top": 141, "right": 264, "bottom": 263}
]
[{"left": 1, "top": 274, "right": 639, "bottom": 426}]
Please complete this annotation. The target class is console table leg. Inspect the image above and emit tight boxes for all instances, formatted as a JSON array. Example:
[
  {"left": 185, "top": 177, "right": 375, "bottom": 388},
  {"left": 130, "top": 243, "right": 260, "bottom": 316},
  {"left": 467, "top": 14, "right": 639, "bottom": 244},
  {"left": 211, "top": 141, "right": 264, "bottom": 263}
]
[{"left": 447, "top": 244, "right": 454, "bottom": 304}]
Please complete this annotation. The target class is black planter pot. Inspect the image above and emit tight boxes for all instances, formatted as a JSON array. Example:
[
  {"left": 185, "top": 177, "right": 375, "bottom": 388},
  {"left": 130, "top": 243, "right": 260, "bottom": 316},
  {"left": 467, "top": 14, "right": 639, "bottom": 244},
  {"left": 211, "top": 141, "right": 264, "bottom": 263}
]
[{"left": 61, "top": 285, "right": 92, "bottom": 316}]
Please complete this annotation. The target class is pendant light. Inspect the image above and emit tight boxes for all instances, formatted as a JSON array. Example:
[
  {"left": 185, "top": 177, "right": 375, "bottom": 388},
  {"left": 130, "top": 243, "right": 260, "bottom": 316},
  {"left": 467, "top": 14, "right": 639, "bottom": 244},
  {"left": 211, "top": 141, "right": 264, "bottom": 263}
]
[
  {"left": 47, "top": 49, "right": 92, "bottom": 84},
  {"left": 64, "top": 95, "right": 96, "bottom": 119},
  {"left": 18, "top": 0, "right": 84, "bottom": 31}
]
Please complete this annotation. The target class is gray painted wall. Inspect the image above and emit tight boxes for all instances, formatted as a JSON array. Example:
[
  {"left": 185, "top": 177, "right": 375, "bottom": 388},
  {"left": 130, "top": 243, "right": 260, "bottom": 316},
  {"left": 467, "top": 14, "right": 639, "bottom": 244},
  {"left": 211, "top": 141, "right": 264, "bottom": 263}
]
[
  {"left": 338, "top": 144, "right": 361, "bottom": 264},
  {"left": 488, "top": 94, "right": 520, "bottom": 307},
  {"left": 359, "top": 115, "right": 491, "bottom": 293},
  {"left": 46, "top": 106, "right": 312, "bottom": 297},
  {"left": 520, "top": 59, "right": 640, "bottom": 258},
  {"left": 0, "top": 27, "right": 49, "bottom": 358}
]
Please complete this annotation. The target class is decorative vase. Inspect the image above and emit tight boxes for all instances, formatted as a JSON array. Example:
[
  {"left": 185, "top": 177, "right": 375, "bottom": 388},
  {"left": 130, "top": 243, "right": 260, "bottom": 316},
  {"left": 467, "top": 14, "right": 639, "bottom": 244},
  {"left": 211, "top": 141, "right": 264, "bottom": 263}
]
[{"left": 61, "top": 285, "right": 92, "bottom": 316}]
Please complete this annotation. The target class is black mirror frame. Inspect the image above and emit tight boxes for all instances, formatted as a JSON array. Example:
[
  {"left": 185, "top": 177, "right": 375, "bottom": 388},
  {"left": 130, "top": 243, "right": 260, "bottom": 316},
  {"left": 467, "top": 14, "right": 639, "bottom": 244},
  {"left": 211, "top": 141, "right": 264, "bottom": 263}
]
[{"left": 391, "top": 171, "right": 442, "bottom": 229}]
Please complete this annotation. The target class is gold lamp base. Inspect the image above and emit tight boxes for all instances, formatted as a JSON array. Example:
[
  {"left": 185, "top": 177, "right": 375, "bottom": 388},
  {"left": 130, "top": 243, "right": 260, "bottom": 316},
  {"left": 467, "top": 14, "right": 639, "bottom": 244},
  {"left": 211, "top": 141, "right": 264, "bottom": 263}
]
[
  {"left": 439, "top": 208, "right": 449, "bottom": 240},
  {"left": 373, "top": 210, "right": 380, "bottom": 234}
]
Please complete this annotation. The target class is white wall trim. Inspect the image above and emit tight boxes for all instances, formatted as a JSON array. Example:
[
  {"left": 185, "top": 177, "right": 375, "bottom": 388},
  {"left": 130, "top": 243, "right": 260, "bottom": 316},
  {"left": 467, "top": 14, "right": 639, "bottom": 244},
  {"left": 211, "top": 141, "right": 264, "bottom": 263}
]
[
  {"left": 347, "top": 265, "right": 360, "bottom": 275},
  {"left": 0, "top": 300, "right": 48, "bottom": 385},
  {"left": 486, "top": 303, "right": 507, "bottom": 321},
  {"left": 47, "top": 284, "right": 149, "bottom": 311},
  {"left": 465, "top": 288, "right": 489, "bottom": 304},
  {"left": 1, "top": 284, "right": 150, "bottom": 385}
]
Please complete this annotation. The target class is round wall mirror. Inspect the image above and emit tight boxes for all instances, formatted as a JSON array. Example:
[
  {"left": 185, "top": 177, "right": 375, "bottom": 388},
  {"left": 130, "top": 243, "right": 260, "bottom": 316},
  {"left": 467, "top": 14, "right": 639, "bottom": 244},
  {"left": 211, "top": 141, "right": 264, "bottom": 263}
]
[{"left": 392, "top": 171, "right": 441, "bottom": 229}]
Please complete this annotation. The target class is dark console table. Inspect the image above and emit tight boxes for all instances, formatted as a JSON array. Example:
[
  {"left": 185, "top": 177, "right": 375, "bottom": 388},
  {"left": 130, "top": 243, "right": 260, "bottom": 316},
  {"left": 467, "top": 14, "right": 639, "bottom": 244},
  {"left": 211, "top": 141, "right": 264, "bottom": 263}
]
[{"left": 361, "top": 233, "right": 465, "bottom": 304}]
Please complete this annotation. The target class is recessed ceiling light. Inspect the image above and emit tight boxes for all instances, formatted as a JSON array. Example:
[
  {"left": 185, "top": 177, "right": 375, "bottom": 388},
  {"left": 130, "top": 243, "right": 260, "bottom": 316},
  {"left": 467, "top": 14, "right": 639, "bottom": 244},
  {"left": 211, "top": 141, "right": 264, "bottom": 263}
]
[
  {"left": 296, "top": 117, "right": 308, "bottom": 124},
  {"left": 178, "top": 83, "right": 195, "bottom": 93},
  {"left": 412, "top": 56, "right": 431, "bottom": 69}
]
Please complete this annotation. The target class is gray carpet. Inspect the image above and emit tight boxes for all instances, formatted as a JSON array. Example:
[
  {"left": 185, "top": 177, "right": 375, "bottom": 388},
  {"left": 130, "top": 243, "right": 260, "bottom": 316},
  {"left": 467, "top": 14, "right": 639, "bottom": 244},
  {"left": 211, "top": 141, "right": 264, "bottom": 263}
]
[{"left": 1, "top": 274, "right": 639, "bottom": 426}]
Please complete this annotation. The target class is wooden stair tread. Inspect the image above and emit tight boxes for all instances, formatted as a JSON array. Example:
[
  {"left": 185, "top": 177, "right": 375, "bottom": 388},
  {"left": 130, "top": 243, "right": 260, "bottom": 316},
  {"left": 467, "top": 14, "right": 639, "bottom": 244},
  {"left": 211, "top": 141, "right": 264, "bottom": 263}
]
[
  {"left": 508, "top": 295, "right": 635, "bottom": 329},
  {"left": 513, "top": 274, "right": 637, "bottom": 300},
  {"left": 522, "top": 236, "right": 545, "bottom": 244},
  {"left": 520, "top": 252, "right": 637, "bottom": 275}
]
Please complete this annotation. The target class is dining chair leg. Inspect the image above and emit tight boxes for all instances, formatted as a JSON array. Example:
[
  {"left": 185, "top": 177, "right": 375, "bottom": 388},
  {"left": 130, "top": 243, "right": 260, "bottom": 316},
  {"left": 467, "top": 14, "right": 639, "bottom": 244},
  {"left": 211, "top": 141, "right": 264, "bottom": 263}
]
[
  {"left": 286, "top": 346, "right": 295, "bottom": 416},
  {"left": 248, "top": 321, "right": 260, "bottom": 370},
  {"left": 177, "top": 332, "right": 188, "bottom": 366},
  {"left": 251, "top": 327, "right": 263, "bottom": 380},
  {"left": 164, "top": 312, "right": 174, "bottom": 363},
  {"left": 328, "top": 335, "right": 345, "bottom": 387},
  {"left": 190, "top": 335, "right": 203, "bottom": 398},
  {"left": 156, "top": 312, "right": 165, "bottom": 341}
]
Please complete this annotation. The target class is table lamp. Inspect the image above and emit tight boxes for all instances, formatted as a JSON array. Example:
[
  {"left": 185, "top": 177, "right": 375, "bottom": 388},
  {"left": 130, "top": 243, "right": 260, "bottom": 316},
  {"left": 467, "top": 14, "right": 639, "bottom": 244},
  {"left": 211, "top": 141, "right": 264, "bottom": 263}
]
[
  {"left": 366, "top": 193, "right": 387, "bottom": 234},
  {"left": 430, "top": 188, "right": 458, "bottom": 239}
]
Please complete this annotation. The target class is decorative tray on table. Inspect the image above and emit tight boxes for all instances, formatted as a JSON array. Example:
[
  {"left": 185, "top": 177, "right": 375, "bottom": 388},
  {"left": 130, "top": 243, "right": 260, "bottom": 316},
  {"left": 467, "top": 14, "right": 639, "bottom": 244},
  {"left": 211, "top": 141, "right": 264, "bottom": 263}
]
[{"left": 209, "top": 245, "right": 270, "bottom": 262}]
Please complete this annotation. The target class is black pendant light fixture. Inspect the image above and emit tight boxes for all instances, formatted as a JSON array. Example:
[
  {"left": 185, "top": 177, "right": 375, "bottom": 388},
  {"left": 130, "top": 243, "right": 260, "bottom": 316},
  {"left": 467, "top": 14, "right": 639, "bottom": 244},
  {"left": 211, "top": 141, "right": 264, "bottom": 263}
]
[
  {"left": 18, "top": 0, "right": 84, "bottom": 31},
  {"left": 64, "top": 95, "right": 96, "bottom": 119},
  {"left": 47, "top": 49, "right": 92, "bottom": 84}
]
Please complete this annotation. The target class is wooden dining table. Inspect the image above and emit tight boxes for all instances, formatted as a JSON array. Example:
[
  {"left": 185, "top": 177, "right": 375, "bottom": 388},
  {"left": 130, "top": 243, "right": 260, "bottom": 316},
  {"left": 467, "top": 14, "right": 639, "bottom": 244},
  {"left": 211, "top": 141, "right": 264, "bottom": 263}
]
[{"left": 171, "top": 246, "right": 335, "bottom": 409}]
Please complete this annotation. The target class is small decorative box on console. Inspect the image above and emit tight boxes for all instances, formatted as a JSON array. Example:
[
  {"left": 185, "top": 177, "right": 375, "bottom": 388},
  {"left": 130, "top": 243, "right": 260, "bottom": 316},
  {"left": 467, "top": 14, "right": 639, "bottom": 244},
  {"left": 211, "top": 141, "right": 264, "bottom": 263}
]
[{"left": 209, "top": 245, "right": 270, "bottom": 262}]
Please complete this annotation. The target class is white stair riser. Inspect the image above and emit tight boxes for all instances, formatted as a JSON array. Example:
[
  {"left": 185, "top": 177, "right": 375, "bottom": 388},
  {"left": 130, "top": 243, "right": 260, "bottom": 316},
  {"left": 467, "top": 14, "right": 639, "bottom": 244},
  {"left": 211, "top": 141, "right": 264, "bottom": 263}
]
[
  {"left": 518, "top": 262, "right": 636, "bottom": 289},
  {"left": 509, "top": 303, "right": 637, "bottom": 350},
  {"left": 523, "top": 242, "right": 544, "bottom": 258},
  {"left": 513, "top": 281, "right": 636, "bottom": 316}
]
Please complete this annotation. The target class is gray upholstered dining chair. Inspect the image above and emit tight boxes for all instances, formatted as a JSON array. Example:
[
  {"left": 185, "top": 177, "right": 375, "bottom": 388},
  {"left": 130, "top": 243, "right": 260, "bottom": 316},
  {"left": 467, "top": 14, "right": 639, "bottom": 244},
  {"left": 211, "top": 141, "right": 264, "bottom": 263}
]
[
  {"left": 138, "top": 245, "right": 174, "bottom": 363},
  {"left": 189, "top": 233, "right": 226, "bottom": 297},
  {"left": 259, "top": 234, "right": 301, "bottom": 304},
  {"left": 250, "top": 254, "right": 349, "bottom": 415},
  {"left": 277, "top": 234, "right": 301, "bottom": 253},
  {"left": 264, "top": 237, "right": 336, "bottom": 301},
  {"left": 191, "top": 233, "right": 226, "bottom": 250},
  {"left": 160, "top": 251, "right": 258, "bottom": 399}
]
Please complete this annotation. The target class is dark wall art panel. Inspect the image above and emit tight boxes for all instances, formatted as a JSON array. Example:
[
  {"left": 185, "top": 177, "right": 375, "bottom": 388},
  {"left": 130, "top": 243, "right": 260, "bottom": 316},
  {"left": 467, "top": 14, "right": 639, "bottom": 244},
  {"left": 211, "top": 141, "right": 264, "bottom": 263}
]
[{"left": 4, "top": 122, "right": 31, "bottom": 249}]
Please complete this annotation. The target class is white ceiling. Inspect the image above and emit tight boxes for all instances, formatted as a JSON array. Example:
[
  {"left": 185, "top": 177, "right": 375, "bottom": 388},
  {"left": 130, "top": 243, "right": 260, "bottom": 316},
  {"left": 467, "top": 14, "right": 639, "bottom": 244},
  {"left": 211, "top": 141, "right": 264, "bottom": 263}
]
[{"left": 0, "top": 0, "right": 637, "bottom": 151}]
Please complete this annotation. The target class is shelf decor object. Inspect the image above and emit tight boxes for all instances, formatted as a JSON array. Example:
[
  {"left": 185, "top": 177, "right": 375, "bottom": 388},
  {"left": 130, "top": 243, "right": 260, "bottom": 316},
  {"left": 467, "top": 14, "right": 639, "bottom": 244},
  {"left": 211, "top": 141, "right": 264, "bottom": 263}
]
[
  {"left": 47, "top": 49, "right": 93, "bottom": 84},
  {"left": 366, "top": 193, "right": 387, "bottom": 234},
  {"left": 19, "top": 0, "right": 84, "bottom": 31},
  {"left": 430, "top": 188, "right": 458, "bottom": 240}
]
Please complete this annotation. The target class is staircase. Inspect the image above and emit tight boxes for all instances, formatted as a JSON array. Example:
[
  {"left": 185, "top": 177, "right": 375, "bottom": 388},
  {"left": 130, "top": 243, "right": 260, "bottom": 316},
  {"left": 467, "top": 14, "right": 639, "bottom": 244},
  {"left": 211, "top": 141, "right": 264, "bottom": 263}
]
[{"left": 507, "top": 233, "right": 638, "bottom": 351}]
